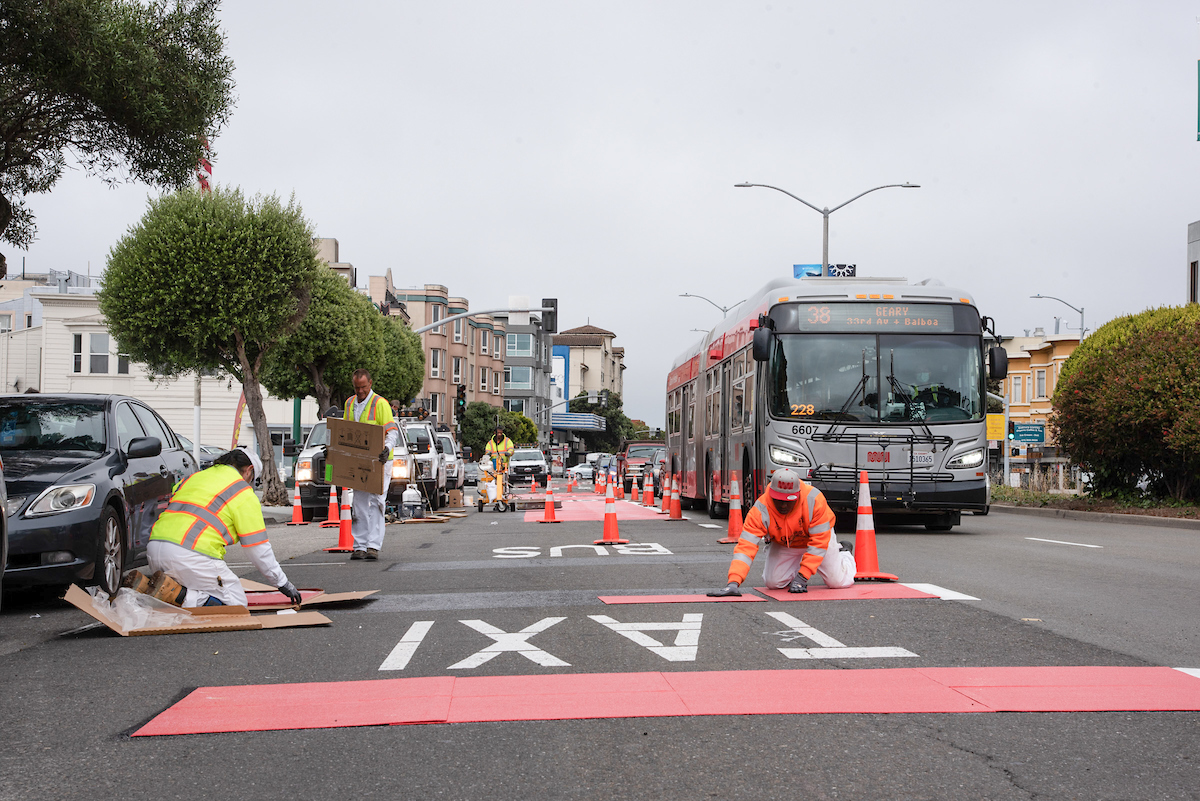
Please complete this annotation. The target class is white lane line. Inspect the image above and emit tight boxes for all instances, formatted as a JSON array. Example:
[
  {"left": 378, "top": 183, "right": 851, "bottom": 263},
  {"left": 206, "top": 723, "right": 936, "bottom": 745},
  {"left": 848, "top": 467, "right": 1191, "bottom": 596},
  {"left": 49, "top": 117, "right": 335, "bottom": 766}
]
[
  {"left": 901, "top": 583, "right": 980, "bottom": 601},
  {"left": 697, "top": 524, "right": 722, "bottom": 529},
  {"left": 1174, "top": 668, "right": 1200, "bottom": 680},
  {"left": 378, "top": 620, "right": 434, "bottom": 671},
  {"left": 1025, "top": 537, "right": 1103, "bottom": 549}
]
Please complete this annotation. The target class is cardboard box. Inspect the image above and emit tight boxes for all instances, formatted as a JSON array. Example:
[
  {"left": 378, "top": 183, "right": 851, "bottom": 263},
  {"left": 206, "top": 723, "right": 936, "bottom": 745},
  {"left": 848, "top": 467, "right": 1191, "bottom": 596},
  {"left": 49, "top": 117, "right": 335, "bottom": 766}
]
[
  {"left": 447, "top": 489, "right": 463, "bottom": 508},
  {"left": 64, "top": 585, "right": 332, "bottom": 637},
  {"left": 326, "top": 416, "right": 387, "bottom": 495}
]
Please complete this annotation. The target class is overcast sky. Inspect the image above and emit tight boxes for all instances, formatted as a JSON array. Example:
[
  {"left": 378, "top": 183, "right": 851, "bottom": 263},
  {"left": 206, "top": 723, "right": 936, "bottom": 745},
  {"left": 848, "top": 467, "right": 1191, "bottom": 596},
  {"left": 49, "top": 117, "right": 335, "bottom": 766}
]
[{"left": 12, "top": 1, "right": 1200, "bottom": 425}]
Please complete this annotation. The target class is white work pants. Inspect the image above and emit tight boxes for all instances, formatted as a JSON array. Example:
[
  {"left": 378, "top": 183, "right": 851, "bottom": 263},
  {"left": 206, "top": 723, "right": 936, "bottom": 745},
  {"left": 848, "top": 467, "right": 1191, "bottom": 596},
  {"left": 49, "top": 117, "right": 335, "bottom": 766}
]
[
  {"left": 148, "top": 540, "right": 247, "bottom": 607},
  {"left": 761, "top": 533, "right": 856, "bottom": 589},
  {"left": 351, "top": 464, "right": 392, "bottom": 552}
]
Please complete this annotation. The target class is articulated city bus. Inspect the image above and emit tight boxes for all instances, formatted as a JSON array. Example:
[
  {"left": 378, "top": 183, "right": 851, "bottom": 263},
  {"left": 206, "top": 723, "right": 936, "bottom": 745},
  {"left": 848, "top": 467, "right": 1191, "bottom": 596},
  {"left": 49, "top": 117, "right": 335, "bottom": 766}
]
[{"left": 665, "top": 276, "right": 1008, "bottom": 531}]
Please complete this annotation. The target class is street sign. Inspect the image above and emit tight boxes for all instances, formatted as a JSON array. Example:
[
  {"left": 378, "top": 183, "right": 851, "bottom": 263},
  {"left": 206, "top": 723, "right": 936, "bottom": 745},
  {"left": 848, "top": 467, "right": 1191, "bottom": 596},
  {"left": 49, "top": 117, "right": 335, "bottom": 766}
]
[
  {"left": 986, "top": 414, "right": 1005, "bottom": 441},
  {"left": 1013, "top": 423, "right": 1045, "bottom": 443}
]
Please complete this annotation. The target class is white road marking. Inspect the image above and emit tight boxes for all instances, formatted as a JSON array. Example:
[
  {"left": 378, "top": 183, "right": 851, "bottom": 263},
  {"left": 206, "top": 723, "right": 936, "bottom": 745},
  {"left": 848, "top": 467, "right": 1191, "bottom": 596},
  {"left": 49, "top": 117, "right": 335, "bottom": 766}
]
[
  {"left": 550, "top": 544, "right": 609, "bottom": 557},
  {"left": 378, "top": 620, "right": 434, "bottom": 671},
  {"left": 491, "top": 543, "right": 675, "bottom": 558},
  {"left": 1174, "top": 668, "right": 1200, "bottom": 680},
  {"left": 697, "top": 524, "right": 722, "bottom": 529},
  {"left": 766, "top": 611, "right": 918, "bottom": 660},
  {"left": 1025, "top": 537, "right": 1103, "bottom": 549},
  {"left": 448, "top": 617, "right": 570, "bottom": 669},
  {"left": 901, "top": 583, "right": 980, "bottom": 601},
  {"left": 588, "top": 613, "right": 703, "bottom": 662}
]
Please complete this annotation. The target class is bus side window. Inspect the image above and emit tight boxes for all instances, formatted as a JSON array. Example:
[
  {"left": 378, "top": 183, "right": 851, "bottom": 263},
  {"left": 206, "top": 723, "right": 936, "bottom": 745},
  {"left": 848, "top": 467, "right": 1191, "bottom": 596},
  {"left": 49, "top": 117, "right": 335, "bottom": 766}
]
[{"left": 744, "top": 374, "right": 754, "bottom": 428}]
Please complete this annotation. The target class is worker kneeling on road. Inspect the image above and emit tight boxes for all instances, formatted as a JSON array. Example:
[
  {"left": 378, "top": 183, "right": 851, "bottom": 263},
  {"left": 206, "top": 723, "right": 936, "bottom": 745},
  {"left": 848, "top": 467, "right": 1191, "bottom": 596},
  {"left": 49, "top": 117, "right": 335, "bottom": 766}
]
[
  {"left": 708, "top": 468, "right": 855, "bottom": 597},
  {"left": 147, "top": 447, "right": 301, "bottom": 607}
]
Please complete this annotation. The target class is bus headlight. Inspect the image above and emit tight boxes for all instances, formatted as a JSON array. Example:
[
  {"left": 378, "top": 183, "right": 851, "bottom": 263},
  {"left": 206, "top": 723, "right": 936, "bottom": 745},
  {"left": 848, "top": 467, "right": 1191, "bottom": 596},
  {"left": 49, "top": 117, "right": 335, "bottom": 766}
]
[
  {"left": 769, "top": 445, "right": 811, "bottom": 468},
  {"left": 295, "top": 460, "right": 313, "bottom": 483},
  {"left": 946, "top": 448, "right": 984, "bottom": 469}
]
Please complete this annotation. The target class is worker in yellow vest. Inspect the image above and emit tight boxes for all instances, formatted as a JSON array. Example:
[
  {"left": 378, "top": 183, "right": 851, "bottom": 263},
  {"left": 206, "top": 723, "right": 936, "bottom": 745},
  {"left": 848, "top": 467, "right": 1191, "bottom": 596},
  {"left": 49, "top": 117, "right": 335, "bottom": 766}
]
[
  {"left": 147, "top": 447, "right": 301, "bottom": 607},
  {"left": 343, "top": 368, "right": 400, "bottom": 560},
  {"left": 484, "top": 427, "right": 514, "bottom": 471}
]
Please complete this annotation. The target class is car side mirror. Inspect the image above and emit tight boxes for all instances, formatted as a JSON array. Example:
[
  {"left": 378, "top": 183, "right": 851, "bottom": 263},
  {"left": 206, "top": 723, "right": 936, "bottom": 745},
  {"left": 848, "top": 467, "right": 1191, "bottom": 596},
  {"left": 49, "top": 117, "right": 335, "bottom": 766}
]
[
  {"left": 127, "top": 436, "right": 162, "bottom": 459},
  {"left": 988, "top": 346, "right": 1009, "bottom": 380},
  {"left": 283, "top": 437, "right": 297, "bottom": 458},
  {"left": 752, "top": 326, "right": 773, "bottom": 362},
  {"left": 462, "top": 446, "right": 472, "bottom": 459}
]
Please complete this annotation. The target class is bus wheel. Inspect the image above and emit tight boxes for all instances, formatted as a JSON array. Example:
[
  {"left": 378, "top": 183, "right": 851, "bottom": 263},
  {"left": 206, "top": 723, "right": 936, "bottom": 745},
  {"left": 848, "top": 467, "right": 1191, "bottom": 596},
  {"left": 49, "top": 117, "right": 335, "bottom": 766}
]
[{"left": 925, "top": 523, "right": 954, "bottom": 532}]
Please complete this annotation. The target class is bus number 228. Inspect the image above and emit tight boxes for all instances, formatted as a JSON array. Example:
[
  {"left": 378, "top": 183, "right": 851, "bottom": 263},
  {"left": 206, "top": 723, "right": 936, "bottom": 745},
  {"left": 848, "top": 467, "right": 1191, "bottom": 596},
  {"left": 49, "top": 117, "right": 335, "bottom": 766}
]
[{"left": 790, "top": 404, "right": 815, "bottom": 416}]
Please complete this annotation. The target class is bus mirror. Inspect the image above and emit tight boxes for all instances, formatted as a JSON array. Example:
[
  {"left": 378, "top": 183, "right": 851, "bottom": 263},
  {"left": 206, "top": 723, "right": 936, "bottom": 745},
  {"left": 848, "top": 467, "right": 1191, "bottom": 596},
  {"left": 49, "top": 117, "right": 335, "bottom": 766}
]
[
  {"left": 752, "top": 327, "right": 773, "bottom": 362},
  {"left": 988, "top": 346, "right": 1008, "bottom": 380}
]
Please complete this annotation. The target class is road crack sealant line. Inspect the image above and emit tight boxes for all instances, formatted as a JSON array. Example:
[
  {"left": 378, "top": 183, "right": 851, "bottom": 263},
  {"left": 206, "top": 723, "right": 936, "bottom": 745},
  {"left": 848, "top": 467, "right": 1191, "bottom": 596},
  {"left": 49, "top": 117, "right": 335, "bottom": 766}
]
[{"left": 385, "top": 555, "right": 730, "bottom": 572}]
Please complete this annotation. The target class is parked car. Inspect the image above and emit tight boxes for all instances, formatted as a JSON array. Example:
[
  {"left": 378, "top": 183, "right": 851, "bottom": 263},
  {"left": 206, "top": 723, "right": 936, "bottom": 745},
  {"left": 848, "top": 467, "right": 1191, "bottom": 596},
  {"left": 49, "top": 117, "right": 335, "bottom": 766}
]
[
  {"left": 400, "top": 420, "right": 447, "bottom": 509},
  {"left": 617, "top": 441, "right": 663, "bottom": 495},
  {"left": 650, "top": 447, "right": 667, "bottom": 497},
  {"left": 463, "top": 461, "right": 480, "bottom": 487},
  {"left": 593, "top": 453, "right": 615, "bottom": 483},
  {"left": 508, "top": 448, "right": 549, "bottom": 488},
  {"left": 176, "top": 434, "right": 224, "bottom": 469},
  {"left": 0, "top": 394, "right": 198, "bottom": 594},
  {"left": 566, "top": 463, "right": 593, "bottom": 482},
  {"left": 293, "top": 418, "right": 418, "bottom": 520},
  {"left": 0, "top": 456, "right": 8, "bottom": 610},
  {"left": 438, "top": 432, "right": 465, "bottom": 491}
]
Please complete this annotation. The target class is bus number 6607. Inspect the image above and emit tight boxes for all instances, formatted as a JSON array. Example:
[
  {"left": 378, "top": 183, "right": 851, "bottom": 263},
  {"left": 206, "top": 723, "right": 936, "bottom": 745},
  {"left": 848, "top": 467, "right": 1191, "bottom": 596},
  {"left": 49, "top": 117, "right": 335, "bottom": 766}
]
[{"left": 790, "top": 424, "right": 818, "bottom": 436}]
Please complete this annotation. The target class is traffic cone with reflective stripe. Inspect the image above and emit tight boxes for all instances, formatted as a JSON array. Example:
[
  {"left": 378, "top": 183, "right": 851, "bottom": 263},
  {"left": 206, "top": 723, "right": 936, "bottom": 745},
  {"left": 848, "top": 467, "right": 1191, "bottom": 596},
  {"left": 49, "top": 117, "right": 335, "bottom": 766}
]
[
  {"left": 594, "top": 480, "right": 628, "bottom": 544},
  {"left": 666, "top": 473, "right": 685, "bottom": 521},
  {"left": 642, "top": 471, "right": 654, "bottom": 506},
  {"left": 613, "top": 471, "right": 623, "bottom": 500},
  {"left": 853, "top": 470, "right": 897, "bottom": 581},
  {"left": 324, "top": 488, "right": 355, "bottom": 553},
  {"left": 320, "top": 484, "right": 340, "bottom": 527},
  {"left": 538, "top": 481, "right": 560, "bottom": 524},
  {"left": 718, "top": 473, "right": 743, "bottom": 544},
  {"left": 595, "top": 470, "right": 605, "bottom": 495},
  {"left": 286, "top": 482, "right": 308, "bottom": 526},
  {"left": 659, "top": 473, "right": 671, "bottom": 512},
  {"left": 566, "top": 474, "right": 574, "bottom": 493}
]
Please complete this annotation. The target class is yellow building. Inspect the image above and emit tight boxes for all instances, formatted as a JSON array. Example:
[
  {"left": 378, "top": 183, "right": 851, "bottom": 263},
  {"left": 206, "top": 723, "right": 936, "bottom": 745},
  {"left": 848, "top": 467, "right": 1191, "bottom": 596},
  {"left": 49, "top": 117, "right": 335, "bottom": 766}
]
[{"left": 1001, "top": 329, "right": 1079, "bottom": 450}]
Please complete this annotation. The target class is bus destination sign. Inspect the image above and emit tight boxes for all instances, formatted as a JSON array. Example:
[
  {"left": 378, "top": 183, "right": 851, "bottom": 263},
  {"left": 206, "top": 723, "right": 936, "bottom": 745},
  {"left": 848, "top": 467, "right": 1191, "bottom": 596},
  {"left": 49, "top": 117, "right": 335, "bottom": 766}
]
[{"left": 797, "top": 303, "right": 957, "bottom": 332}]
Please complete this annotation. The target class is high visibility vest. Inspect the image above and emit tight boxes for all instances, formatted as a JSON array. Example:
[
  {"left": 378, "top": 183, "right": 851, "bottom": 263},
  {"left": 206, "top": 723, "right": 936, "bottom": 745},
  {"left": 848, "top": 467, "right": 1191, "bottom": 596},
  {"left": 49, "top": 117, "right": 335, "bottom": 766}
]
[
  {"left": 343, "top": 391, "right": 400, "bottom": 458},
  {"left": 485, "top": 436, "right": 514, "bottom": 467},
  {"left": 727, "top": 484, "right": 836, "bottom": 585},
  {"left": 150, "top": 464, "right": 269, "bottom": 560}
]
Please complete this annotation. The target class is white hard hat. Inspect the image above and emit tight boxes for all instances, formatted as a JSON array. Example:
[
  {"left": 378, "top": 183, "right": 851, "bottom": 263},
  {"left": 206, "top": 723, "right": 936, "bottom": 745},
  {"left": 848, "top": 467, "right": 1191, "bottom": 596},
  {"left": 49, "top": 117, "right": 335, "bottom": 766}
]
[{"left": 239, "top": 447, "right": 263, "bottom": 483}]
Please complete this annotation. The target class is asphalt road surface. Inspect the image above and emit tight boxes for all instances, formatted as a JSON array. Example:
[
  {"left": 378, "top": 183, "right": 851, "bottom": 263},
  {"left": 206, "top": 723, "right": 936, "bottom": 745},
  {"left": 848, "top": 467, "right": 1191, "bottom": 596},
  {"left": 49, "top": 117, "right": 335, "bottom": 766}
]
[{"left": 2, "top": 482, "right": 1198, "bottom": 800}]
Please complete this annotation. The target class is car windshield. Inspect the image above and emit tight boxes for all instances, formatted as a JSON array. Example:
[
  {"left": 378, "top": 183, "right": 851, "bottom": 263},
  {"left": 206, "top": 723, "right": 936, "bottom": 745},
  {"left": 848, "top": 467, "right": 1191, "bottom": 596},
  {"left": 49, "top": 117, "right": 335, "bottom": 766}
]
[
  {"left": 438, "top": 436, "right": 456, "bottom": 456},
  {"left": 0, "top": 401, "right": 108, "bottom": 452},
  {"left": 511, "top": 450, "right": 543, "bottom": 462},
  {"left": 306, "top": 422, "right": 328, "bottom": 448},
  {"left": 626, "top": 445, "right": 659, "bottom": 459}
]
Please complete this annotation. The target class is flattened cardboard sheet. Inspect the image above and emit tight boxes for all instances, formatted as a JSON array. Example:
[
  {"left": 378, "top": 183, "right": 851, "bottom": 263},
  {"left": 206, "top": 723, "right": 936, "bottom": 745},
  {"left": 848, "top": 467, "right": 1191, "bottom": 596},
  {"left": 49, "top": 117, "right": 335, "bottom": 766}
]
[
  {"left": 246, "top": 589, "right": 378, "bottom": 611},
  {"left": 64, "top": 585, "right": 331, "bottom": 636},
  {"left": 326, "top": 417, "right": 387, "bottom": 494}
]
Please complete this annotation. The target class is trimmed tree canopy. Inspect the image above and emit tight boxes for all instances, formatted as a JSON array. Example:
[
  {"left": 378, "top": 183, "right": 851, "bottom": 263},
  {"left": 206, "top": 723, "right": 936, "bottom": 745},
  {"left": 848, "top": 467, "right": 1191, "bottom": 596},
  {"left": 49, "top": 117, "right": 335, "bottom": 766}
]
[
  {"left": 1049, "top": 305, "right": 1200, "bottom": 501},
  {"left": 460, "top": 401, "right": 536, "bottom": 458},
  {"left": 0, "top": 0, "right": 235, "bottom": 274}
]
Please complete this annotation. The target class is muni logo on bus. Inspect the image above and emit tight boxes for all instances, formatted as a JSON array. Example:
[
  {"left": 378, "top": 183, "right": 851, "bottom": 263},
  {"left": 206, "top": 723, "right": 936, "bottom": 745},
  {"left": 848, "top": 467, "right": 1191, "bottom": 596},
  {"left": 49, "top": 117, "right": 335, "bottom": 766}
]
[{"left": 866, "top": 451, "right": 892, "bottom": 464}]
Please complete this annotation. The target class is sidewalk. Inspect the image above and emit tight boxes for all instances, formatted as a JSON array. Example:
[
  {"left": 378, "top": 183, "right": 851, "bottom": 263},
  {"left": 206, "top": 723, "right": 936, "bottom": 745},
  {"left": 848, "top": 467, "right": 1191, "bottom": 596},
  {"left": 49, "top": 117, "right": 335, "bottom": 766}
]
[{"left": 991, "top": 503, "right": 1200, "bottom": 531}]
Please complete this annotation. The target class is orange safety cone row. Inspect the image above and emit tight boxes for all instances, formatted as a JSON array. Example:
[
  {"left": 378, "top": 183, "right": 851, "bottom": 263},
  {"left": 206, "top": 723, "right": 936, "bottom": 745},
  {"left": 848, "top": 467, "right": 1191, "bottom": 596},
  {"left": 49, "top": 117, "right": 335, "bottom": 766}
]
[
  {"left": 286, "top": 482, "right": 308, "bottom": 526},
  {"left": 538, "top": 481, "right": 560, "bottom": 524},
  {"left": 659, "top": 473, "right": 671, "bottom": 512},
  {"left": 595, "top": 471, "right": 605, "bottom": 495},
  {"left": 324, "top": 488, "right": 355, "bottom": 553},
  {"left": 717, "top": 473, "right": 743, "bottom": 544},
  {"left": 853, "top": 470, "right": 897, "bottom": 581},
  {"left": 612, "top": 472, "right": 623, "bottom": 500},
  {"left": 594, "top": 480, "right": 628, "bottom": 544},
  {"left": 320, "top": 484, "right": 340, "bottom": 527},
  {"left": 666, "top": 473, "right": 685, "bottom": 521},
  {"left": 642, "top": 471, "right": 654, "bottom": 506}
]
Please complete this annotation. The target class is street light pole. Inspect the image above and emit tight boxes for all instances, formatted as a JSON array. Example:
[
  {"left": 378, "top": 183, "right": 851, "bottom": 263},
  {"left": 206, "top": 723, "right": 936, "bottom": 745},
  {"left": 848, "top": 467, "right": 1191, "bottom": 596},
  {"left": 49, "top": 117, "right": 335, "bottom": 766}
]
[
  {"left": 678, "top": 293, "right": 745, "bottom": 318},
  {"left": 1030, "top": 294, "right": 1086, "bottom": 339},
  {"left": 735, "top": 181, "right": 920, "bottom": 275}
]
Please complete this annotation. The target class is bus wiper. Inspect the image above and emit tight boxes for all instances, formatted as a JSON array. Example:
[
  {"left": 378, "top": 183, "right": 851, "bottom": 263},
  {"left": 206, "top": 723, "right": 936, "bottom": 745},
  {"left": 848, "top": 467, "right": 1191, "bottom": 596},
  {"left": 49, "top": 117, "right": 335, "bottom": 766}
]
[
  {"left": 887, "top": 349, "right": 935, "bottom": 448},
  {"left": 816, "top": 348, "right": 869, "bottom": 423}
]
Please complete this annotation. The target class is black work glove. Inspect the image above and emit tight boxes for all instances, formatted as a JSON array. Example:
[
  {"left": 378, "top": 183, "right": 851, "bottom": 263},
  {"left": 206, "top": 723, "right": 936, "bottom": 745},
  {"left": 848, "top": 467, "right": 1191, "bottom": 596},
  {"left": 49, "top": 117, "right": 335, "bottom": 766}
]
[
  {"left": 788, "top": 573, "right": 809, "bottom": 594},
  {"left": 707, "top": 581, "right": 742, "bottom": 597},
  {"left": 378, "top": 448, "right": 390, "bottom": 463},
  {"left": 278, "top": 581, "right": 303, "bottom": 606}
]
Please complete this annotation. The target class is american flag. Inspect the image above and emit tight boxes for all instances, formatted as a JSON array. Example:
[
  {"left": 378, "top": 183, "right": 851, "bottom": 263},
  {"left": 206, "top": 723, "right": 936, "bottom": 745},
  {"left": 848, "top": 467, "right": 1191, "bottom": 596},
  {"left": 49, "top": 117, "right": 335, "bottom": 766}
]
[{"left": 828, "top": 264, "right": 857, "bottom": 277}]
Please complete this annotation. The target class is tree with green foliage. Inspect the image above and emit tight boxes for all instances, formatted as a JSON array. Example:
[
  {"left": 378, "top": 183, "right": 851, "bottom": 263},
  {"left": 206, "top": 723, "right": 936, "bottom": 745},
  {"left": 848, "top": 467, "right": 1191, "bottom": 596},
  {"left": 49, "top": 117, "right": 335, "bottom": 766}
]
[
  {"left": 372, "top": 316, "right": 424, "bottom": 409},
  {"left": 99, "top": 186, "right": 322, "bottom": 505},
  {"left": 1050, "top": 305, "right": 1200, "bottom": 502},
  {"left": 568, "top": 391, "right": 633, "bottom": 452},
  {"left": 260, "top": 269, "right": 394, "bottom": 415},
  {"left": 459, "top": 401, "right": 536, "bottom": 458},
  {"left": 0, "top": 0, "right": 235, "bottom": 276}
]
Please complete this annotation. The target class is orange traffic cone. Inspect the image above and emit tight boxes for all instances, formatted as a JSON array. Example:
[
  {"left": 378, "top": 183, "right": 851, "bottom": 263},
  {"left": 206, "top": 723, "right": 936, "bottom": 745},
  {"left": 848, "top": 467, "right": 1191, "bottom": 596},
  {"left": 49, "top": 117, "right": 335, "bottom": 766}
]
[
  {"left": 613, "top": 472, "right": 623, "bottom": 500},
  {"left": 594, "top": 480, "right": 628, "bottom": 544},
  {"left": 659, "top": 472, "right": 671, "bottom": 512},
  {"left": 595, "top": 471, "right": 605, "bottom": 495},
  {"left": 320, "top": 484, "right": 340, "bottom": 527},
  {"left": 324, "top": 488, "right": 355, "bottom": 553},
  {"left": 666, "top": 473, "right": 685, "bottom": 521},
  {"left": 718, "top": 473, "right": 743, "bottom": 544},
  {"left": 566, "top": 474, "right": 574, "bottom": 493},
  {"left": 853, "top": 471, "right": 897, "bottom": 581},
  {"left": 538, "top": 482, "right": 560, "bottom": 524},
  {"left": 286, "top": 482, "right": 308, "bottom": 526},
  {"left": 642, "top": 471, "right": 654, "bottom": 506}
]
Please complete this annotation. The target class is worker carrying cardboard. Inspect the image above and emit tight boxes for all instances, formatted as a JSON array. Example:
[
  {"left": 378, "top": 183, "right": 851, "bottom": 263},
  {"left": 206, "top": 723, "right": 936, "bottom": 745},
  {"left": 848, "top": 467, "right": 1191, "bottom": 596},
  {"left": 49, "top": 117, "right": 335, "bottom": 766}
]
[
  {"left": 147, "top": 447, "right": 301, "bottom": 607},
  {"left": 343, "top": 368, "right": 400, "bottom": 561},
  {"left": 708, "top": 468, "right": 856, "bottom": 597}
]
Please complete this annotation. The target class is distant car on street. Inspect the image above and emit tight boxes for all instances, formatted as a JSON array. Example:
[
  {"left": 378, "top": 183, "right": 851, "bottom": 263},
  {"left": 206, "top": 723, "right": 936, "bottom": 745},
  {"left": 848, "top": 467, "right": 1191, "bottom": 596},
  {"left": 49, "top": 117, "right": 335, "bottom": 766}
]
[
  {"left": 463, "top": 461, "right": 480, "bottom": 487},
  {"left": 176, "top": 434, "right": 224, "bottom": 469},
  {"left": 566, "top": 463, "right": 593, "bottom": 482},
  {"left": 0, "top": 394, "right": 198, "bottom": 595},
  {"left": 507, "top": 448, "right": 548, "bottom": 488}
]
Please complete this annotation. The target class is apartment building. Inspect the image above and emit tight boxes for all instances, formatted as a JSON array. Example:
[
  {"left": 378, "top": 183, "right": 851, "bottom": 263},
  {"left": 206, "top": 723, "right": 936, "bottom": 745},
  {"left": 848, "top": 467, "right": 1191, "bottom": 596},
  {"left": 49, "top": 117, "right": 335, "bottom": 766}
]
[
  {"left": 1000, "top": 327, "right": 1079, "bottom": 451},
  {"left": 493, "top": 310, "right": 553, "bottom": 444},
  {"left": 551, "top": 324, "right": 624, "bottom": 401}
]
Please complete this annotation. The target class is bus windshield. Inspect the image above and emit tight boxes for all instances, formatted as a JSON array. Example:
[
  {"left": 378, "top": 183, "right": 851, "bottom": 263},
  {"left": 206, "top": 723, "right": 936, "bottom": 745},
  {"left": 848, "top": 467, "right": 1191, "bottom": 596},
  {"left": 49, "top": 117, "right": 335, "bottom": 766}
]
[{"left": 769, "top": 333, "right": 983, "bottom": 423}]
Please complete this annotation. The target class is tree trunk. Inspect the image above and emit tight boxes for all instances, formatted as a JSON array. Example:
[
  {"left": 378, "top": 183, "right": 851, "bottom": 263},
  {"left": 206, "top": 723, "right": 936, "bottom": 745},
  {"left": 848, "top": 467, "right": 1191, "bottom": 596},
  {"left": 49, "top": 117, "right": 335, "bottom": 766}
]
[
  {"left": 236, "top": 334, "right": 289, "bottom": 506},
  {"left": 309, "top": 365, "right": 333, "bottom": 418}
]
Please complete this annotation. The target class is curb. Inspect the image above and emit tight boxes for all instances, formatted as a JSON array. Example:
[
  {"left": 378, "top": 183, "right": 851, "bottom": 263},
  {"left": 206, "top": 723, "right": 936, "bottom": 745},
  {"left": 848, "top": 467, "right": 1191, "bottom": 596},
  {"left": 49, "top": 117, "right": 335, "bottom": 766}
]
[{"left": 990, "top": 503, "right": 1200, "bottom": 531}]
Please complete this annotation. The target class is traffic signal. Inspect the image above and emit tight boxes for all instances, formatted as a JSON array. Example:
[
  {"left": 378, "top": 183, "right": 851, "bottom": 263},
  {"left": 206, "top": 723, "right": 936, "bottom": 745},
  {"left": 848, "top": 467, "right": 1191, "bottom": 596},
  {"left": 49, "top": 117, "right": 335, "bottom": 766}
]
[
  {"left": 542, "top": 298, "right": 558, "bottom": 333},
  {"left": 600, "top": 389, "right": 609, "bottom": 408},
  {"left": 1007, "top": 421, "right": 1015, "bottom": 440},
  {"left": 455, "top": 384, "right": 467, "bottom": 418}
]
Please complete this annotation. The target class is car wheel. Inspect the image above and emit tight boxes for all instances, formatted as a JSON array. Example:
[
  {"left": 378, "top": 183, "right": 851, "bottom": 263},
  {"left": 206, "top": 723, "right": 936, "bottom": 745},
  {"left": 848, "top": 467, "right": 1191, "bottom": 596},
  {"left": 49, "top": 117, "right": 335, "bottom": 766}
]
[
  {"left": 301, "top": 506, "right": 315, "bottom": 522},
  {"left": 95, "top": 506, "right": 125, "bottom": 595}
]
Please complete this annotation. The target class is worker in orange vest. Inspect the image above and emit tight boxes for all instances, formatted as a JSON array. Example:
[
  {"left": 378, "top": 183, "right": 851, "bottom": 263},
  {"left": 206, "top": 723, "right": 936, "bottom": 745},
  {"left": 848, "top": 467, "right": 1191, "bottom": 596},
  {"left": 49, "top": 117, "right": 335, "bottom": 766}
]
[{"left": 708, "top": 468, "right": 855, "bottom": 596}]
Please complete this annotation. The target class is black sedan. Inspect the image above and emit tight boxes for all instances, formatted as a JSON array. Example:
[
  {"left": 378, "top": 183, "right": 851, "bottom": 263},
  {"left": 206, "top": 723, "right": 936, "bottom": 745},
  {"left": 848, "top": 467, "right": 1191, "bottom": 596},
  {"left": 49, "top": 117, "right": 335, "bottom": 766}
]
[{"left": 1, "top": 395, "right": 198, "bottom": 594}]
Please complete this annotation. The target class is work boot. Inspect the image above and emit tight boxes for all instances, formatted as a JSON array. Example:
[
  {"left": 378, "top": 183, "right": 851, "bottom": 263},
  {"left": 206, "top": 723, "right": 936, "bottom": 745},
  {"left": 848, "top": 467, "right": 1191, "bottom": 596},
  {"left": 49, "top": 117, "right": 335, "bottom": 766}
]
[
  {"left": 841, "top": 542, "right": 853, "bottom": 555},
  {"left": 350, "top": 550, "right": 366, "bottom": 561},
  {"left": 365, "top": 549, "right": 379, "bottom": 561}
]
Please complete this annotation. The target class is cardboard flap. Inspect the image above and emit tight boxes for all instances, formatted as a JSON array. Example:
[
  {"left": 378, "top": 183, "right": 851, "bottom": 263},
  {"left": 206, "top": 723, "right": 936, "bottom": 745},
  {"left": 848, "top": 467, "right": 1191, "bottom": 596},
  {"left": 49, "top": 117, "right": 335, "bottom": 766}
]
[
  {"left": 256, "top": 611, "right": 332, "bottom": 628},
  {"left": 246, "top": 589, "right": 378, "bottom": 611}
]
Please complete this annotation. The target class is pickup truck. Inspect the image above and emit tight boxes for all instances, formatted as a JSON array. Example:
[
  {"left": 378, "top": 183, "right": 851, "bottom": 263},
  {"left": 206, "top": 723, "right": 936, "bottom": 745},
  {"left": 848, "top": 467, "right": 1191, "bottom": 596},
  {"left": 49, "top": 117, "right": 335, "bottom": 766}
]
[
  {"left": 293, "top": 419, "right": 419, "bottom": 520},
  {"left": 617, "top": 440, "right": 664, "bottom": 495}
]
